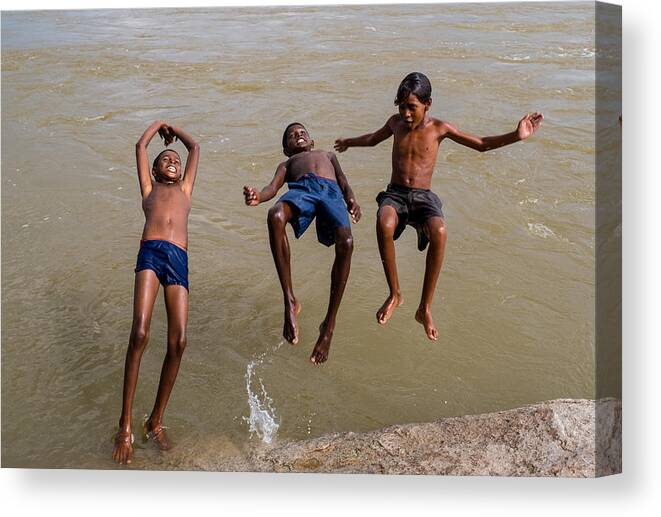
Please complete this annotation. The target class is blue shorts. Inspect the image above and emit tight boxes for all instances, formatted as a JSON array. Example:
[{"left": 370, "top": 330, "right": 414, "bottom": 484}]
[
  {"left": 278, "top": 173, "right": 351, "bottom": 247},
  {"left": 135, "top": 239, "right": 189, "bottom": 290}
]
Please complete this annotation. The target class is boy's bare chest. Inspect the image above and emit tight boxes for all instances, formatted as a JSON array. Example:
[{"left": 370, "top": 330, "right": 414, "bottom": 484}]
[
  {"left": 143, "top": 184, "right": 190, "bottom": 214},
  {"left": 394, "top": 130, "right": 440, "bottom": 158},
  {"left": 287, "top": 152, "right": 334, "bottom": 180}
]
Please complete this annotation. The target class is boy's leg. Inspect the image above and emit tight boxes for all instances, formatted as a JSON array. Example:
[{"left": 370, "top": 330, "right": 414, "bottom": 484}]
[
  {"left": 145, "top": 284, "right": 189, "bottom": 451},
  {"left": 267, "top": 202, "right": 301, "bottom": 344},
  {"left": 376, "top": 205, "right": 403, "bottom": 324},
  {"left": 113, "top": 269, "right": 160, "bottom": 464},
  {"left": 415, "top": 216, "right": 447, "bottom": 341},
  {"left": 311, "top": 226, "right": 353, "bottom": 364}
]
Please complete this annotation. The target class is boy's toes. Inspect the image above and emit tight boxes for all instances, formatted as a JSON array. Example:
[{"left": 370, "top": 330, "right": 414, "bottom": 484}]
[
  {"left": 283, "top": 324, "right": 298, "bottom": 345},
  {"left": 310, "top": 351, "right": 326, "bottom": 364}
]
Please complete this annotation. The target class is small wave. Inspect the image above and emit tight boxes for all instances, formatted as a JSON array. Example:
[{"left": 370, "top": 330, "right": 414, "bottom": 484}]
[
  {"left": 527, "top": 222, "right": 555, "bottom": 239},
  {"left": 243, "top": 341, "right": 283, "bottom": 444},
  {"left": 500, "top": 54, "right": 531, "bottom": 62},
  {"left": 84, "top": 114, "right": 110, "bottom": 122}
]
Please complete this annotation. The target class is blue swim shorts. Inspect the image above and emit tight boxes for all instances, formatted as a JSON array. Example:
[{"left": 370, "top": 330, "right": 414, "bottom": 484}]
[
  {"left": 278, "top": 173, "right": 351, "bottom": 247},
  {"left": 135, "top": 239, "right": 189, "bottom": 290}
]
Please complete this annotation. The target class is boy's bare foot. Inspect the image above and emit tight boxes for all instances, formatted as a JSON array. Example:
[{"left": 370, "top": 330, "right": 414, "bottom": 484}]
[
  {"left": 144, "top": 418, "right": 172, "bottom": 451},
  {"left": 283, "top": 300, "right": 301, "bottom": 344},
  {"left": 310, "top": 321, "right": 333, "bottom": 364},
  {"left": 415, "top": 307, "right": 438, "bottom": 341},
  {"left": 112, "top": 430, "right": 134, "bottom": 464},
  {"left": 376, "top": 293, "right": 403, "bottom": 325}
]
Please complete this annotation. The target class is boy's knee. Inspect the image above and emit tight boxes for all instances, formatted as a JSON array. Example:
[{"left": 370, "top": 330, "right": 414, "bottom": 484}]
[
  {"left": 169, "top": 333, "right": 187, "bottom": 358},
  {"left": 429, "top": 222, "right": 447, "bottom": 244},
  {"left": 336, "top": 232, "right": 354, "bottom": 254},
  {"left": 377, "top": 211, "right": 397, "bottom": 236},
  {"left": 267, "top": 204, "right": 287, "bottom": 227},
  {"left": 129, "top": 326, "right": 149, "bottom": 350}
]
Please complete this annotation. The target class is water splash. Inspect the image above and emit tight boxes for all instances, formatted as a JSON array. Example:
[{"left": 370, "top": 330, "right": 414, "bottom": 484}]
[
  {"left": 527, "top": 222, "right": 555, "bottom": 239},
  {"left": 244, "top": 341, "right": 283, "bottom": 444}
]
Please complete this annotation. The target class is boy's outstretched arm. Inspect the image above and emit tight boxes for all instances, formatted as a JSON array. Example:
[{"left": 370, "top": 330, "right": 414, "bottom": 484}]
[
  {"left": 243, "top": 162, "right": 287, "bottom": 206},
  {"left": 330, "top": 153, "right": 361, "bottom": 223},
  {"left": 136, "top": 120, "right": 170, "bottom": 198},
  {"left": 442, "top": 112, "right": 543, "bottom": 152},
  {"left": 165, "top": 124, "right": 200, "bottom": 197},
  {"left": 334, "top": 116, "right": 395, "bottom": 152}
]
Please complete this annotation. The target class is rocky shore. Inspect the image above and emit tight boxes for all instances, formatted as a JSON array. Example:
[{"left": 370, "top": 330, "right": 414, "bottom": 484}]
[{"left": 171, "top": 398, "right": 621, "bottom": 477}]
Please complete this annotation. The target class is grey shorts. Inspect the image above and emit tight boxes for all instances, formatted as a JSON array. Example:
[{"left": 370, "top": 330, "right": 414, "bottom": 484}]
[{"left": 376, "top": 183, "right": 444, "bottom": 251}]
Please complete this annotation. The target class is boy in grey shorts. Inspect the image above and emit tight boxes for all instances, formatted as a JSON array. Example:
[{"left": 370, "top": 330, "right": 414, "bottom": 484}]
[{"left": 335, "top": 72, "right": 542, "bottom": 340}]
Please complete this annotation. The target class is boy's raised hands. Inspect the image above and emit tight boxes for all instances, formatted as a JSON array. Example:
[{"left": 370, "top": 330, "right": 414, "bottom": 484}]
[
  {"left": 158, "top": 123, "right": 177, "bottom": 146},
  {"left": 517, "top": 112, "right": 544, "bottom": 140}
]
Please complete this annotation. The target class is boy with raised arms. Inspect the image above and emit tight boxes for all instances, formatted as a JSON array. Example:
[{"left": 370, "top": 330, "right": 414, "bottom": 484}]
[
  {"left": 244, "top": 123, "right": 361, "bottom": 364},
  {"left": 335, "top": 72, "right": 543, "bottom": 341},
  {"left": 113, "top": 121, "right": 200, "bottom": 464}
]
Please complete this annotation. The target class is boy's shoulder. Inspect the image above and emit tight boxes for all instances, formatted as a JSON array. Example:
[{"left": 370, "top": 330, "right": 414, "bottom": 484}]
[
  {"left": 427, "top": 117, "right": 454, "bottom": 137},
  {"left": 425, "top": 116, "right": 445, "bottom": 128},
  {"left": 431, "top": 117, "right": 455, "bottom": 131},
  {"left": 387, "top": 113, "right": 402, "bottom": 126}
]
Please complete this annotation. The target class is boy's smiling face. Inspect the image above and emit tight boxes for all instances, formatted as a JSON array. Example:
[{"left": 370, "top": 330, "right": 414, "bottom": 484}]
[
  {"left": 398, "top": 93, "right": 431, "bottom": 129},
  {"left": 153, "top": 150, "right": 182, "bottom": 183},
  {"left": 285, "top": 124, "right": 314, "bottom": 156}
]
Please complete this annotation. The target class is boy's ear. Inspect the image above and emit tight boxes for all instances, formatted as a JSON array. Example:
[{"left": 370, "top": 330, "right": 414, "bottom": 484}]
[
  {"left": 310, "top": 139, "right": 315, "bottom": 149},
  {"left": 425, "top": 98, "right": 432, "bottom": 110}
]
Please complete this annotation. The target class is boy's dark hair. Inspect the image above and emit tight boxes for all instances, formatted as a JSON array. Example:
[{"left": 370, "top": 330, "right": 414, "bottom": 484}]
[
  {"left": 282, "top": 122, "right": 307, "bottom": 151},
  {"left": 394, "top": 72, "right": 432, "bottom": 105},
  {"left": 152, "top": 149, "right": 181, "bottom": 171}
]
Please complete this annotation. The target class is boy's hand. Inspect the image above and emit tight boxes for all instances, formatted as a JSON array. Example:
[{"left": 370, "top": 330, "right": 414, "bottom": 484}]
[
  {"left": 517, "top": 112, "right": 544, "bottom": 140},
  {"left": 347, "top": 198, "right": 362, "bottom": 223},
  {"left": 243, "top": 185, "right": 260, "bottom": 206},
  {"left": 334, "top": 139, "right": 349, "bottom": 153},
  {"left": 158, "top": 124, "right": 177, "bottom": 146}
]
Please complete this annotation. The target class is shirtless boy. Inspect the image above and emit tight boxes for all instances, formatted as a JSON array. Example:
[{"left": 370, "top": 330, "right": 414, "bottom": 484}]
[
  {"left": 335, "top": 72, "right": 543, "bottom": 340},
  {"left": 112, "top": 121, "right": 200, "bottom": 464},
  {"left": 243, "top": 123, "right": 361, "bottom": 364}
]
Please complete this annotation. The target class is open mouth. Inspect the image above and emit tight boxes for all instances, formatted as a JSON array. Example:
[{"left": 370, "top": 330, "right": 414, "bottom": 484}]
[
  {"left": 167, "top": 166, "right": 177, "bottom": 173},
  {"left": 296, "top": 138, "right": 306, "bottom": 145}
]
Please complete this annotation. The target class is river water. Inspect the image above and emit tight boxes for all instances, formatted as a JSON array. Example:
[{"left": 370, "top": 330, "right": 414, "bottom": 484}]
[{"left": 1, "top": 2, "right": 619, "bottom": 469}]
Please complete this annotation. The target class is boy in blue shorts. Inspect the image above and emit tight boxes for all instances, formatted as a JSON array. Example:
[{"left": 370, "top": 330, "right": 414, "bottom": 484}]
[
  {"left": 243, "top": 123, "right": 361, "bottom": 364},
  {"left": 112, "top": 121, "right": 200, "bottom": 464}
]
